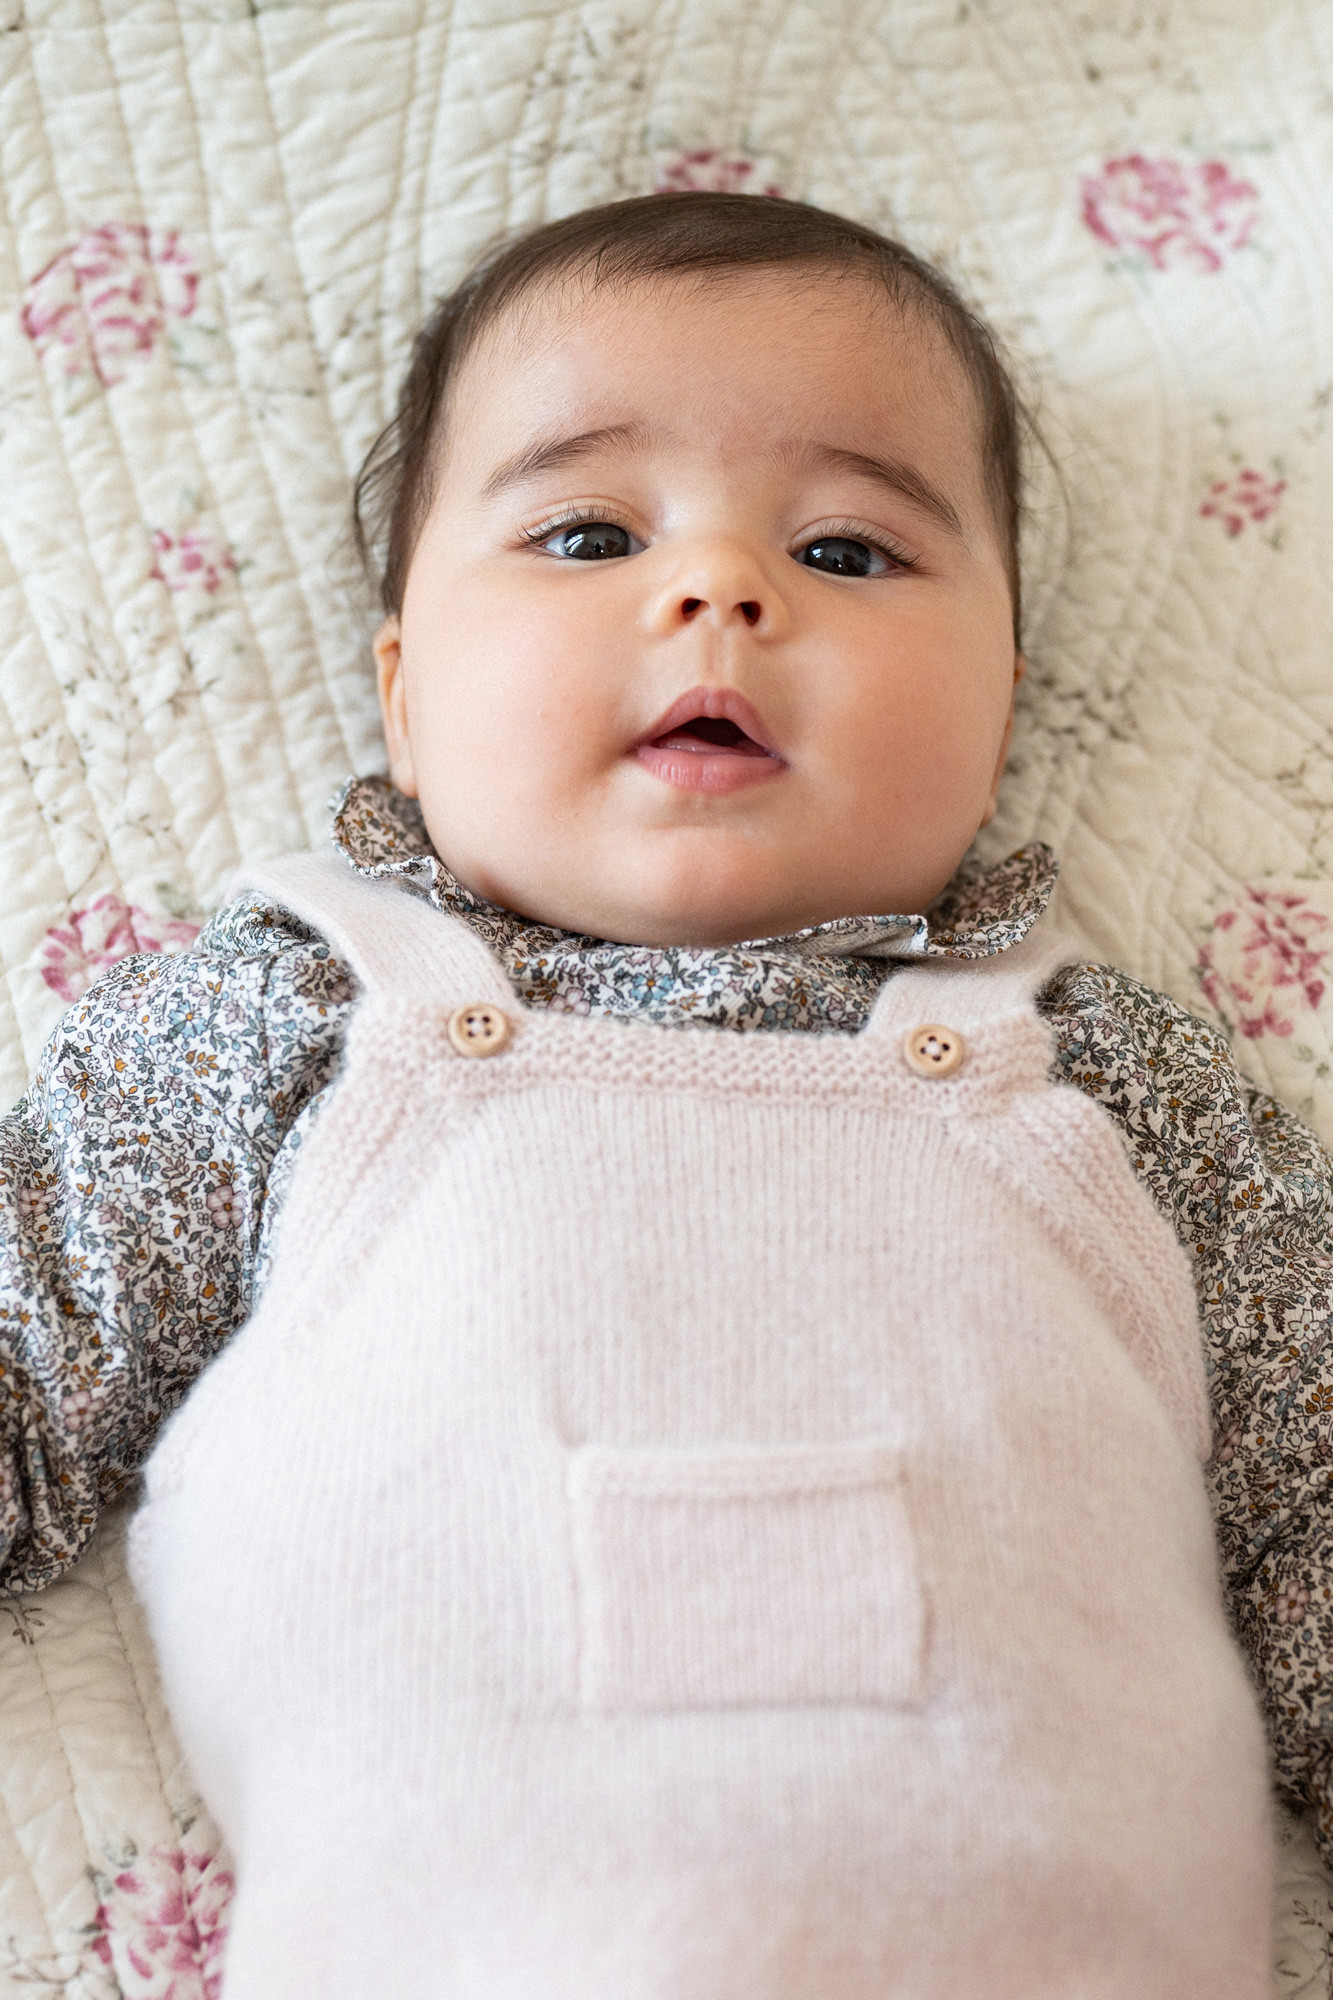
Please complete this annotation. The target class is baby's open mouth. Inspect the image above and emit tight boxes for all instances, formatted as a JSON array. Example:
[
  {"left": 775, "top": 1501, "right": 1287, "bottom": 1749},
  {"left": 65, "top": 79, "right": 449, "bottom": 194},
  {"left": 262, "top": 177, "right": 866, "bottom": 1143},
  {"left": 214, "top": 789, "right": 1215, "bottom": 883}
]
[
  {"left": 649, "top": 716, "right": 774, "bottom": 759},
  {"left": 634, "top": 689, "right": 785, "bottom": 796}
]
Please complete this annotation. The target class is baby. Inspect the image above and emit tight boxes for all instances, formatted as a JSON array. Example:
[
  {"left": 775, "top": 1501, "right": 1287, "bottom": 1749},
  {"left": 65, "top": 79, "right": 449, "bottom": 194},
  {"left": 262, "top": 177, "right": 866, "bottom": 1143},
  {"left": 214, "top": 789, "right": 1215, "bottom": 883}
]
[{"left": 3, "top": 191, "right": 1332, "bottom": 1998}]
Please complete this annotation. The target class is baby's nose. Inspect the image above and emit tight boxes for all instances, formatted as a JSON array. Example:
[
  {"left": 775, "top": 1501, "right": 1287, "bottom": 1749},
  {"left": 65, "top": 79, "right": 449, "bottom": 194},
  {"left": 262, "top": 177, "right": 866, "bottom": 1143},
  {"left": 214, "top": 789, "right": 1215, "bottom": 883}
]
[
  {"left": 680, "top": 594, "right": 762, "bottom": 627},
  {"left": 645, "top": 538, "right": 789, "bottom": 642}
]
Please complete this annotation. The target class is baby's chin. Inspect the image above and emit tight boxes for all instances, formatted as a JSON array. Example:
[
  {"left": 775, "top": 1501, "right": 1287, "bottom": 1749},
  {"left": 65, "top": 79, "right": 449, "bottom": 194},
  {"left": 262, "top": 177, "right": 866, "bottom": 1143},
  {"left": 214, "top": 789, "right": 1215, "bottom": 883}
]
[{"left": 440, "top": 818, "right": 969, "bottom": 947}]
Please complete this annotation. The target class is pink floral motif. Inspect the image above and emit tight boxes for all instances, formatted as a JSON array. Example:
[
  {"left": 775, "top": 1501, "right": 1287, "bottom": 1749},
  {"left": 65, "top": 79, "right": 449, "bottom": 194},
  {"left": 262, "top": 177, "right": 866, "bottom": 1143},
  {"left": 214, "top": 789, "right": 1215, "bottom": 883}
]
[
  {"left": 40, "top": 894, "right": 200, "bottom": 1005},
  {"left": 1081, "top": 155, "right": 1259, "bottom": 273},
  {"left": 1198, "top": 886, "right": 1332, "bottom": 1041},
  {"left": 92, "top": 1837, "right": 233, "bottom": 1998},
  {"left": 1199, "top": 467, "right": 1286, "bottom": 538},
  {"left": 654, "top": 149, "right": 783, "bottom": 198},
  {"left": 151, "top": 527, "right": 236, "bottom": 595},
  {"left": 1213, "top": 1422, "right": 1242, "bottom": 1466},
  {"left": 205, "top": 1185, "right": 243, "bottom": 1230},
  {"left": 61, "top": 1384, "right": 108, "bottom": 1432},
  {"left": 1276, "top": 1579, "right": 1311, "bottom": 1627},
  {"left": 21, "top": 222, "right": 198, "bottom": 387}
]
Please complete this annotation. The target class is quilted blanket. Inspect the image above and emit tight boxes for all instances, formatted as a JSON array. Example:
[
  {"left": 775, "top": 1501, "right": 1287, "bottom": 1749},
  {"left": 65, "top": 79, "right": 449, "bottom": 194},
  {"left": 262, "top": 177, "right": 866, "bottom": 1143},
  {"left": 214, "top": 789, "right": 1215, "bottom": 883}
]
[{"left": 1, "top": 0, "right": 1332, "bottom": 1991}]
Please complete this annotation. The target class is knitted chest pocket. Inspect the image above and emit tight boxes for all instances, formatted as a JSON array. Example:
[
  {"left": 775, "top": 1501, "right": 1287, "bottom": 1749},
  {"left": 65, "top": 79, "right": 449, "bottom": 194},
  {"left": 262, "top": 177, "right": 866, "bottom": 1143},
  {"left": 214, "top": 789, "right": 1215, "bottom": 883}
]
[{"left": 567, "top": 1442, "right": 928, "bottom": 1712}]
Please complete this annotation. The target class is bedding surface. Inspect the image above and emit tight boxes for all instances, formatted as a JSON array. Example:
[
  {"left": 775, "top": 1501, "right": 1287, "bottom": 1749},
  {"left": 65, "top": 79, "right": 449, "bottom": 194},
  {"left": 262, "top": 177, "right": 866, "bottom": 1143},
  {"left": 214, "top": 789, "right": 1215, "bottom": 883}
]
[{"left": 1, "top": 0, "right": 1332, "bottom": 1989}]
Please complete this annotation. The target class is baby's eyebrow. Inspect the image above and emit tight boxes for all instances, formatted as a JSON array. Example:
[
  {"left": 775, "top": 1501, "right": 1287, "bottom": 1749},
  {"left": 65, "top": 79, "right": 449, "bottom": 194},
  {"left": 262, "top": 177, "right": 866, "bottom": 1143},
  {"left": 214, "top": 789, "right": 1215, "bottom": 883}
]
[
  {"left": 480, "top": 422, "right": 648, "bottom": 498},
  {"left": 786, "top": 443, "right": 966, "bottom": 540},
  {"left": 480, "top": 425, "right": 967, "bottom": 542}
]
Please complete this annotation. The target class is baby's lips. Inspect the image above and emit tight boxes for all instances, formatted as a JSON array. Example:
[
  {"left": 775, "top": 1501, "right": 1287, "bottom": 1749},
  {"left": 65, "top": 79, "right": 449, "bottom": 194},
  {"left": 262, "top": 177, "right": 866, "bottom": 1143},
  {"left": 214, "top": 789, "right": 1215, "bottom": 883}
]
[
  {"left": 636, "top": 684, "right": 782, "bottom": 758},
  {"left": 633, "top": 684, "right": 787, "bottom": 796}
]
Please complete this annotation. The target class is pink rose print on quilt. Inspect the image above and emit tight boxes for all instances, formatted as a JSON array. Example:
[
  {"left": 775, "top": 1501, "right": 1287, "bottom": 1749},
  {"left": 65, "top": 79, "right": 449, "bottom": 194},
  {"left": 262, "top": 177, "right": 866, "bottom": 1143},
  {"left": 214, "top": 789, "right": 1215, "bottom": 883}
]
[
  {"left": 21, "top": 222, "right": 199, "bottom": 387},
  {"left": 151, "top": 526, "right": 237, "bottom": 595},
  {"left": 1199, "top": 467, "right": 1286, "bottom": 538},
  {"left": 1081, "top": 156, "right": 1259, "bottom": 272},
  {"left": 655, "top": 149, "right": 783, "bottom": 197},
  {"left": 40, "top": 893, "right": 200, "bottom": 1005},
  {"left": 92, "top": 1837, "right": 234, "bottom": 1999},
  {"left": 1198, "top": 886, "right": 1331, "bottom": 1042}
]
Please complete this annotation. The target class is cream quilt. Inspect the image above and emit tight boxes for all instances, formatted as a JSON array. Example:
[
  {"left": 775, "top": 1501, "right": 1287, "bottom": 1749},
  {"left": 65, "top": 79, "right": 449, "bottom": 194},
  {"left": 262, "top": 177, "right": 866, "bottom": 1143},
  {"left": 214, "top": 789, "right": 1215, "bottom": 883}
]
[{"left": 2, "top": 0, "right": 1333, "bottom": 1991}]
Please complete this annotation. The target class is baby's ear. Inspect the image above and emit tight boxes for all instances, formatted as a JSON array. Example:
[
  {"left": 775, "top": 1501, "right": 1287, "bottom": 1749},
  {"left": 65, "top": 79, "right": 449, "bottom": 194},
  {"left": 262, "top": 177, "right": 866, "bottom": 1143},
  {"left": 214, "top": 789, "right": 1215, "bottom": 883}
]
[
  {"left": 982, "top": 652, "right": 1025, "bottom": 828},
  {"left": 374, "top": 617, "right": 419, "bottom": 798}
]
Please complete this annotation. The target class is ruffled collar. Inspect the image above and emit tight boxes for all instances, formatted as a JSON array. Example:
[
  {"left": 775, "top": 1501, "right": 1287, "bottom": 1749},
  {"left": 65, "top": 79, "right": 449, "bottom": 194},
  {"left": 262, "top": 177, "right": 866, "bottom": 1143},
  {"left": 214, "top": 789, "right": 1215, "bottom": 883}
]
[{"left": 329, "top": 775, "right": 1057, "bottom": 1034}]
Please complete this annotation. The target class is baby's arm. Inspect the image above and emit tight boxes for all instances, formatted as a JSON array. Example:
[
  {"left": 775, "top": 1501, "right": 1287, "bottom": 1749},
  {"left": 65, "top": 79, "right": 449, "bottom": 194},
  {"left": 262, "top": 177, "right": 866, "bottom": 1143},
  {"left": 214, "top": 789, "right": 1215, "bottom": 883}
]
[
  {"left": 0, "top": 893, "right": 357, "bottom": 1594},
  {"left": 1040, "top": 964, "right": 1333, "bottom": 1860},
  {"left": 1206, "top": 1083, "right": 1333, "bottom": 1858}
]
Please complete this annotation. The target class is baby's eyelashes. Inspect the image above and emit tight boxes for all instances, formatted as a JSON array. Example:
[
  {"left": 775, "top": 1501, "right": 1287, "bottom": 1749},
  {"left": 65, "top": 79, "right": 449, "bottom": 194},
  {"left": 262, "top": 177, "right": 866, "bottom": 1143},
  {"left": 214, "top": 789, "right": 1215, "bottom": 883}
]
[
  {"left": 542, "top": 520, "right": 642, "bottom": 560},
  {"left": 796, "top": 535, "right": 888, "bottom": 578},
  {"left": 792, "top": 525, "right": 919, "bottom": 577}
]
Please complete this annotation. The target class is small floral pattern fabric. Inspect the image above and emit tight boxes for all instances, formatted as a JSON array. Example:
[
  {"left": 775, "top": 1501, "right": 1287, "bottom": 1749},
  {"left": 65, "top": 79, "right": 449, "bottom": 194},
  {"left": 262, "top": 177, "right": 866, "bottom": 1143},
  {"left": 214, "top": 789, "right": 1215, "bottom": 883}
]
[{"left": 3, "top": 777, "right": 1333, "bottom": 1858}]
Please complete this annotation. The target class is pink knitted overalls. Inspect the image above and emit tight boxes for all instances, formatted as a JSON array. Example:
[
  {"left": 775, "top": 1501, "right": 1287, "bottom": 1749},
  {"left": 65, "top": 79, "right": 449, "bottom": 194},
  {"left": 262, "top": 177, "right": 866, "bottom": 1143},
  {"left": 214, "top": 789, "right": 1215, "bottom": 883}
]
[{"left": 131, "top": 851, "right": 1275, "bottom": 1998}]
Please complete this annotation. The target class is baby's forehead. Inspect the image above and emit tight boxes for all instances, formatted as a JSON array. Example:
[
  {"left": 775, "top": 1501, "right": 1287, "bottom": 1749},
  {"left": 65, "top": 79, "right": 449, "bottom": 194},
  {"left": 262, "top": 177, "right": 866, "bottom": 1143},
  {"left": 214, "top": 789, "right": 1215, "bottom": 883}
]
[{"left": 469, "top": 265, "right": 986, "bottom": 451}]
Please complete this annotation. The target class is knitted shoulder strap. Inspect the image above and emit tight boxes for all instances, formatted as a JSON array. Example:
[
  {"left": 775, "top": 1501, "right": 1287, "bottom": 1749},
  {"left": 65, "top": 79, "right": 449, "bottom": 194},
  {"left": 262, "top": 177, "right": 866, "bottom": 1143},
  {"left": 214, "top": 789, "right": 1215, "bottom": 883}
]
[
  {"left": 861, "top": 919, "right": 1083, "bottom": 1039},
  {"left": 235, "top": 849, "right": 513, "bottom": 1006}
]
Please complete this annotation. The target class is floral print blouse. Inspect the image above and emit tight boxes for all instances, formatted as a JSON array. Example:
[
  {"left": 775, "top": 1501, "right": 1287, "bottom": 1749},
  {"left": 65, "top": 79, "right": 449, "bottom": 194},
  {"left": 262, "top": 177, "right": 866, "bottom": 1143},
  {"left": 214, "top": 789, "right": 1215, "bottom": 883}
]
[{"left": 3, "top": 775, "right": 1333, "bottom": 1858}]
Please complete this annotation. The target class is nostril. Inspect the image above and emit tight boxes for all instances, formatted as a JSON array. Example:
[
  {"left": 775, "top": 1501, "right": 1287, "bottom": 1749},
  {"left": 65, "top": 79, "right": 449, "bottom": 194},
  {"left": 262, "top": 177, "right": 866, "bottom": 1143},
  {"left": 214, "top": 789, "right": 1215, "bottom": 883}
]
[
  {"left": 739, "top": 600, "right": 761, "bottom": 627},
  {"left": 681, "top": 597, "right": 703, "bottom": 618}
]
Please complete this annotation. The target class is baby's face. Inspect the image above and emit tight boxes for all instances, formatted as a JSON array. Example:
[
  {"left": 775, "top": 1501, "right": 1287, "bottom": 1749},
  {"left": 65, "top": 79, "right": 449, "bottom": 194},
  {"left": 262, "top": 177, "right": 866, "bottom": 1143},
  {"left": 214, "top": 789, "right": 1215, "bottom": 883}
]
[{"left": 376, "top": 269, "right": 1020, "bottom": 945}]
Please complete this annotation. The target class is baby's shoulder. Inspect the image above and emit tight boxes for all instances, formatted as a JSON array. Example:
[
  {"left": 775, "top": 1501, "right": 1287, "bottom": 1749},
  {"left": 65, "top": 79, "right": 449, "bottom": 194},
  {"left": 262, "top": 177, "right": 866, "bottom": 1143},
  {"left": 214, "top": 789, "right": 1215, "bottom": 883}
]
[
  {"left": 1037, "top": 957, "right": 1332, "bottom": 1222},
  {"left": 191, "top": 889, "right": 359, "bottom": 1017},
  {"left": 1038, "top": 959, "right": 1226, "bottom": 1065},
  {"left": 1036, "top": 959, "right": 1245, "bottom": 1125},
  {"left": 36, "top": 890, "right": 359, "bottom": 1122},
  {"left": 197, "top": 888, "right": 322, "bottom": 958}
]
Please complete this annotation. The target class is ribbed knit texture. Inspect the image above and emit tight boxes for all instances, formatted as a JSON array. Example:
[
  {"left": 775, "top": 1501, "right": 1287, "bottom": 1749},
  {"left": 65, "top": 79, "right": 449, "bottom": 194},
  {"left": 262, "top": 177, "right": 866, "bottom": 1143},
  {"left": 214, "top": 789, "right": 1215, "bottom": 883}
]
[{"left": 131, "top": 852, "right": 1275, "bottom": 1999}]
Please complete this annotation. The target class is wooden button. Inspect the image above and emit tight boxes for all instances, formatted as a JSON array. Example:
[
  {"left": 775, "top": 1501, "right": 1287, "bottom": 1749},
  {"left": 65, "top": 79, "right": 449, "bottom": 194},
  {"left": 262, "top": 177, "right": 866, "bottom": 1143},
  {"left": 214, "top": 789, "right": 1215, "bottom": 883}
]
[
  {"left": 902, "top": 1023, "right": 966, "bottom": 1079},
  {"left": 447, "top": 1002, "right": 511, "bottom": 1057}
]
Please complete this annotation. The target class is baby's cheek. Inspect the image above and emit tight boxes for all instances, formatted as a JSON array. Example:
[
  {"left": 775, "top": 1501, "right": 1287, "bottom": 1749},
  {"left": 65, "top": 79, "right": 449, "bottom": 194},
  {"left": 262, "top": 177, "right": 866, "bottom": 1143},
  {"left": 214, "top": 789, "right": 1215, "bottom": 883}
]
[{"left": 825, "top": 724, "right": 994, "bottom": 907}]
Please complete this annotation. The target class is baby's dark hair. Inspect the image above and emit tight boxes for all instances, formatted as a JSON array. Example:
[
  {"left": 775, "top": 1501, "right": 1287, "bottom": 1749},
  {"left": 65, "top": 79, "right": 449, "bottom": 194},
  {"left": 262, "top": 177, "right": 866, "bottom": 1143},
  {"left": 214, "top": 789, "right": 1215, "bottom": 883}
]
[{"left": 354, "top": 192, "right": 1027, "bottom": 640}]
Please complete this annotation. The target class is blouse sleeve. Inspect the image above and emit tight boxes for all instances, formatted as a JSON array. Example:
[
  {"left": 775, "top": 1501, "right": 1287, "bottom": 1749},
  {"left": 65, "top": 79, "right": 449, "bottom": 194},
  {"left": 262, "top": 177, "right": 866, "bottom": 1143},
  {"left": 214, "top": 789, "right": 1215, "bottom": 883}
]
[
  {"left": 1039, "top": 960, "right": 1333, "bottom": 1860},
  {"left": 0, "top": 894, "right": 356, "bottom": 1594}
]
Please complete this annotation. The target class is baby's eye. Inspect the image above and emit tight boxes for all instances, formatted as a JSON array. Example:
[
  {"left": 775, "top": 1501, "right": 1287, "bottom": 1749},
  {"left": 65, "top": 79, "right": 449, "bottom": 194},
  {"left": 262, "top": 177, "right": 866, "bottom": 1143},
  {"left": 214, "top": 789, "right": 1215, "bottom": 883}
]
[
  {"left": 795, "top": 536, "right": 889, "bottom": 578},
  {"left": 543, "top": 521, "right": 639, "bottom": 561}
]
